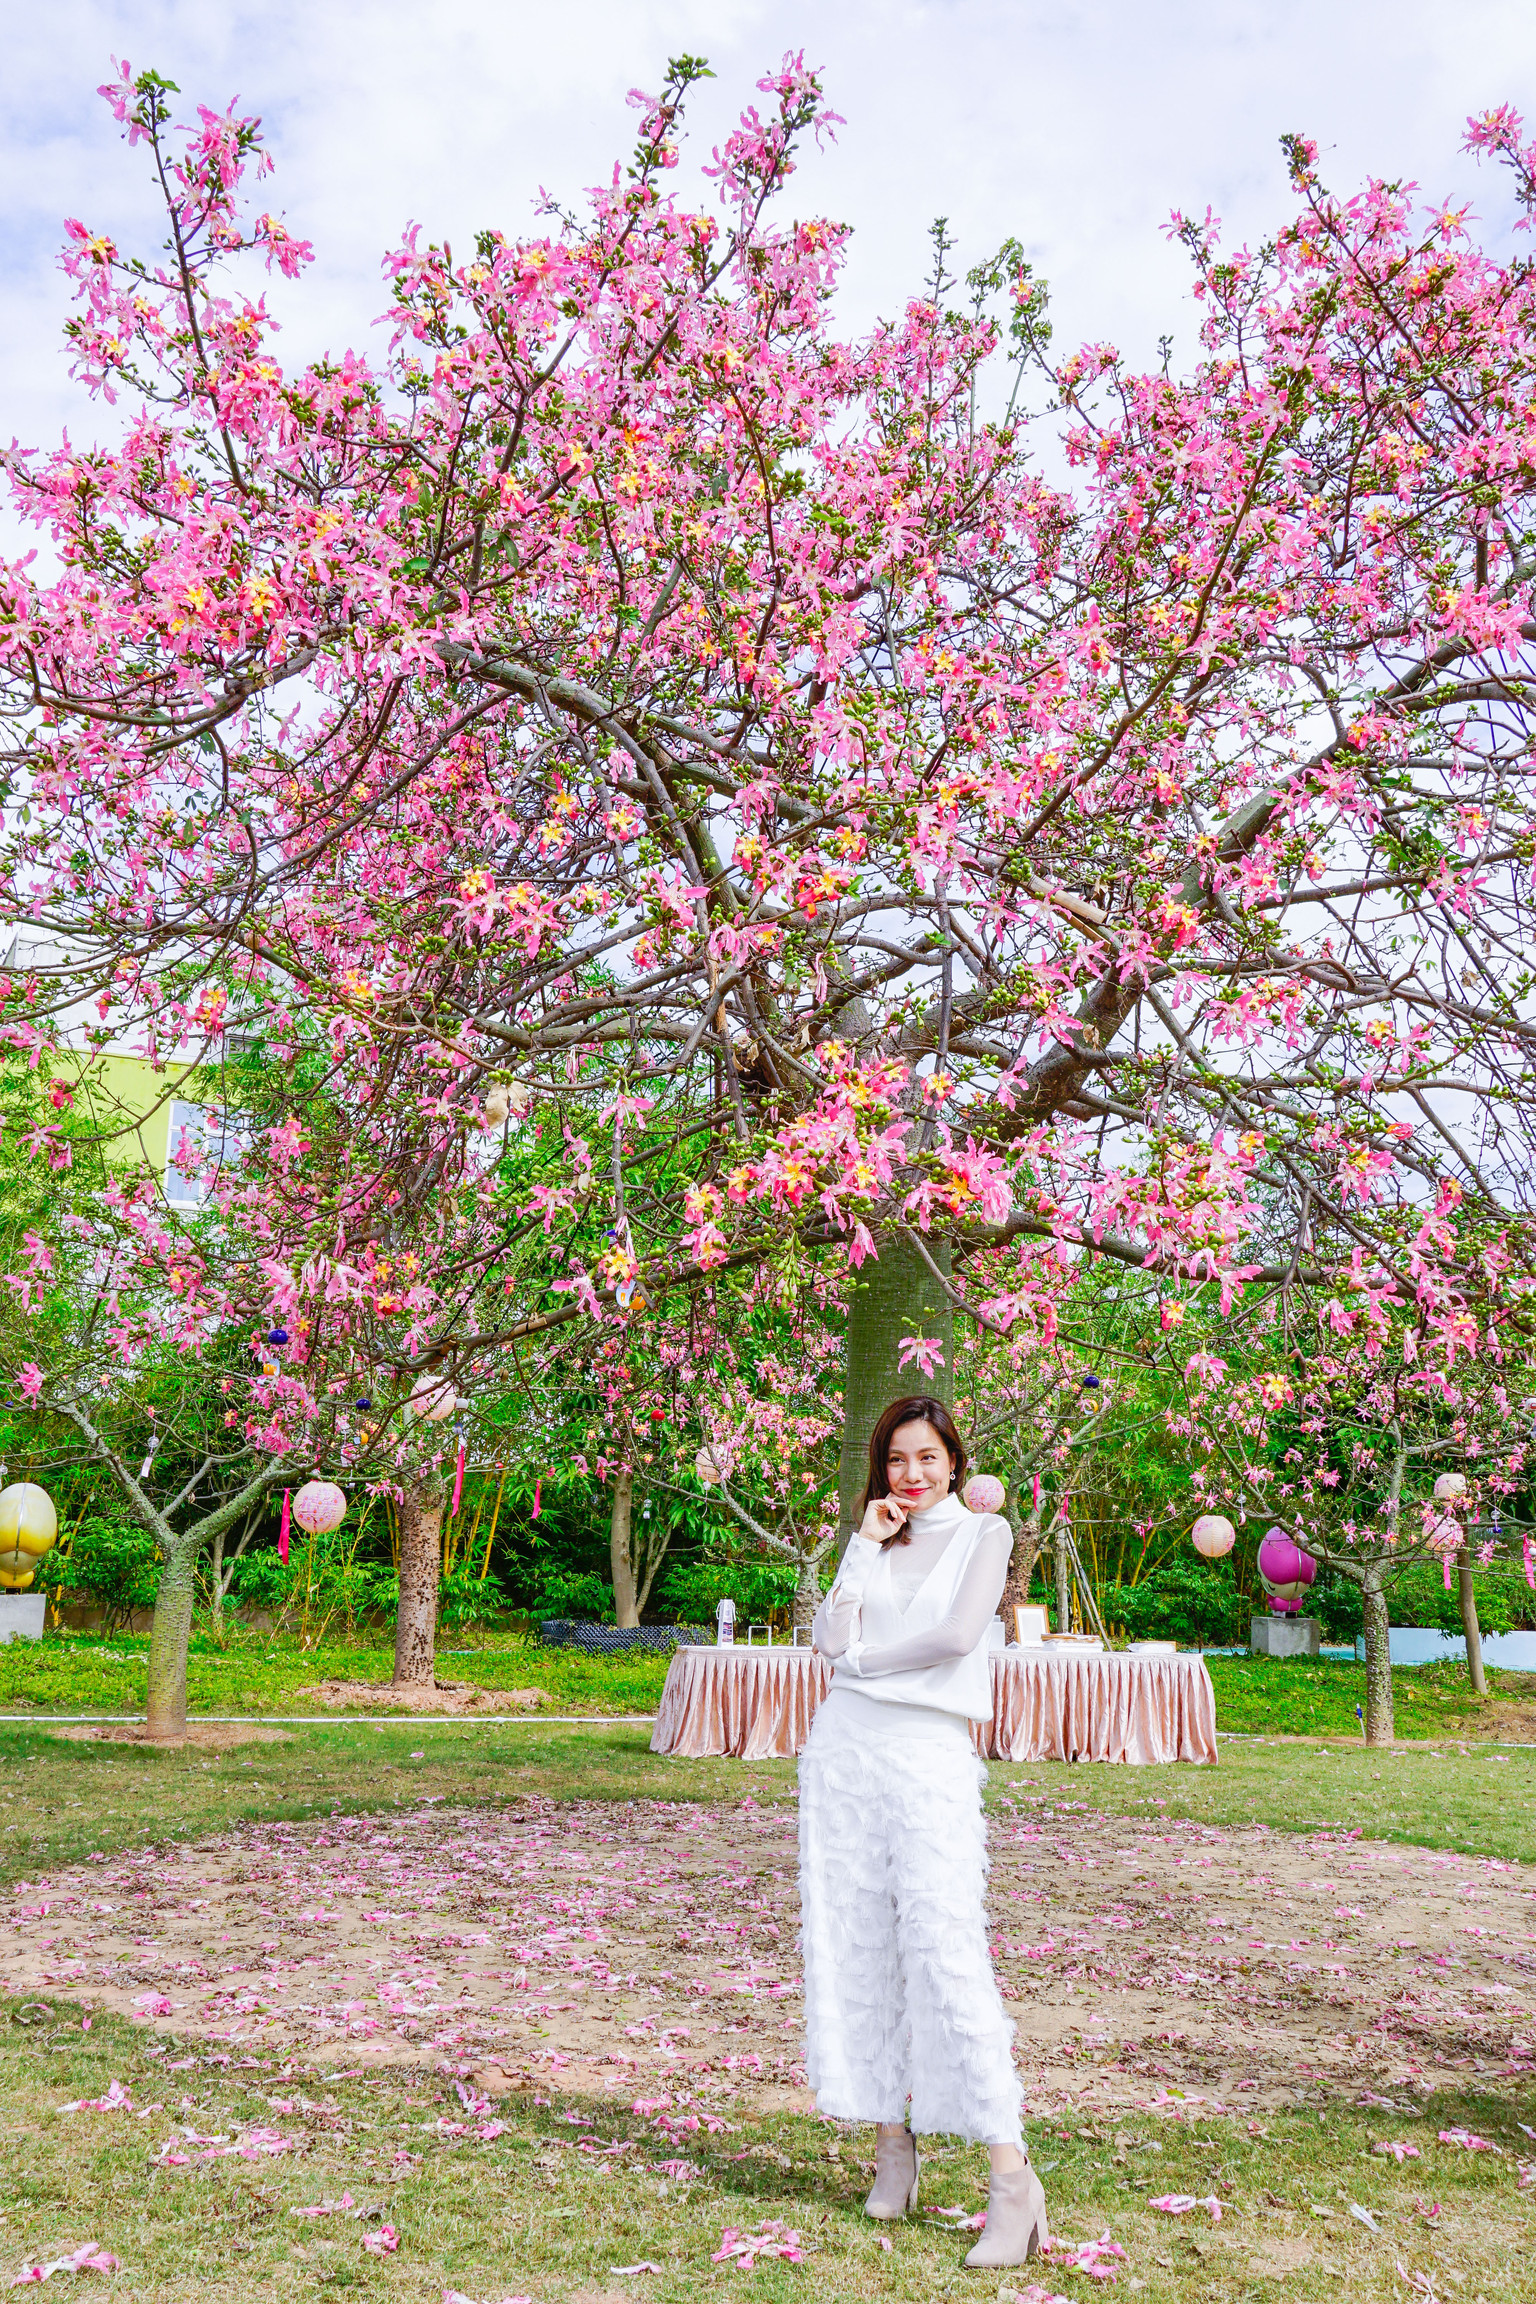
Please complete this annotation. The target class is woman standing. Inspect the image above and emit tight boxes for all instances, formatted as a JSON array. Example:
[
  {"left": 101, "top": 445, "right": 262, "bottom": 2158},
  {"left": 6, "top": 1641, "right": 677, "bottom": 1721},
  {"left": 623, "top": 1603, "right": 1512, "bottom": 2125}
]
[{"left": 799, "top": 1394, "right": 1048, "bottom": 2269}]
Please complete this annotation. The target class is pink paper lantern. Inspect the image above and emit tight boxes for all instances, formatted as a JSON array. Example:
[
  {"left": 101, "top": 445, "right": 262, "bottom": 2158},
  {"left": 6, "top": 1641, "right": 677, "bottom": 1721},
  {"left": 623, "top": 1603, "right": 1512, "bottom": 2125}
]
[
  {"left": 963, "top": 1473, "right": 1006, "bottom": 1515},
  {"left": 292, "top": 1480, "right": 346, "bottom": 1536},
  {"left": 1191, "top": 1513, "right": 1236, "bottom": 1559},
  {"left": 1432, "top": 1471, "right": 1467, "bottom": 1503},
  {"left": 405, "top": 1377, "right": 457, "bottom": 1424},
  {"left": 1257, "top": 1527, "right": 1316, "bottom": 1615}
]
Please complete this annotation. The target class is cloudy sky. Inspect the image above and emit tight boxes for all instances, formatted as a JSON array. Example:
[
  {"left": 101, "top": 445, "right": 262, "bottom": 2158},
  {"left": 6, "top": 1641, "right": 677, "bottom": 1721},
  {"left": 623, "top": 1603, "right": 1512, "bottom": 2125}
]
[{"left": 1, "top": 0, "right": 1532, "bottom": 451}]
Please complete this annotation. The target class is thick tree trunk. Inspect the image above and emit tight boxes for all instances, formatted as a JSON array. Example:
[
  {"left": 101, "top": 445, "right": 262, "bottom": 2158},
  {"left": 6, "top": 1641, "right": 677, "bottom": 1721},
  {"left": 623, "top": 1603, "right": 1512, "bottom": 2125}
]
[
  {"left": 209, "top": 1519, "right": 225, "bottom": 1621},
  {"left": 145, "top": 1539, "right": 199, "bottom": 1744},
  {"left": 610, "top": 1468, "right": 639, "bottom": 1628},
  {"left": 393, "top": 1476, "right": 446, "bottom": 1689},
  {"left": 1361, "top": 1574, "right": 1394, "bottom": 1745},
  {"left": 1456, "top": 1545, "right": 1487, "bottom": 1696},
  {"left": 999, "top": 1507, "right": 1040, "bottom": 1640},
  {"left": 793, "top": 1555, "right": 821, "bottom": 1640},
  {"left": 837, "top": 1230, "right": 954, "bottom": 1543}
]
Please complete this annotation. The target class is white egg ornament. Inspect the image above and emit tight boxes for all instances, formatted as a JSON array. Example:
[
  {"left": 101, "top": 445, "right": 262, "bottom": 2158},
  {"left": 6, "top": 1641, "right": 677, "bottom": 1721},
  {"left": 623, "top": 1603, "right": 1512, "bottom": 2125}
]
[{"left": 0, "top": 1482, "right": 59, "bottom": 1591}]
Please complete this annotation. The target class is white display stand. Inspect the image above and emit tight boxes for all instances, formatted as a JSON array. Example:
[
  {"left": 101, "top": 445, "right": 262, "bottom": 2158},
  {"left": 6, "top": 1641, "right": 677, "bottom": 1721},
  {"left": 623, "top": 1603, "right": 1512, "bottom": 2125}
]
[
  {"left": 0, "top": 1595, "right": 46, "bottom": 1643},
  {"left": 1251, "top": 1613, "right": 1320, "bottom": 1658}
]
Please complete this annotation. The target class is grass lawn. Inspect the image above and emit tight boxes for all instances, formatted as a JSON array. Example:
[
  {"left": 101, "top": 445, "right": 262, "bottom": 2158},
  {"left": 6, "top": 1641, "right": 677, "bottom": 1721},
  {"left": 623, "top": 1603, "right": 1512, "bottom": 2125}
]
[
  {"left": 4, "top": 1716, "right": 1536, "bottom": 1876},
  {"left": 1, "top": 1724, "right": 1533, "bottom": 2301},
  {"left": 3, "top": 2003, "right": 1529, "bottom": 2304},
  {"left": 0, "top": 1627, "right": 676, "bottom": 1717},
  {"left": 3, "top": 1628, "right": 1533, "bottom": 1745}
]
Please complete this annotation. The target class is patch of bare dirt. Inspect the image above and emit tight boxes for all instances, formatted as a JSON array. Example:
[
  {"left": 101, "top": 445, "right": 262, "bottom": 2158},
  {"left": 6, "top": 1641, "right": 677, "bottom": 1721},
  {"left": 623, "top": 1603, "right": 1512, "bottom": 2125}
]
[
  {"left": 295, "top": 1678, "right": 549, "bottom": 1713},
  {"left": 45, "top": 1722, "right": 295, "bottom": 1751},
  {"left": 7, "top": 1792, "right": 1534, "bottom": 2135}
]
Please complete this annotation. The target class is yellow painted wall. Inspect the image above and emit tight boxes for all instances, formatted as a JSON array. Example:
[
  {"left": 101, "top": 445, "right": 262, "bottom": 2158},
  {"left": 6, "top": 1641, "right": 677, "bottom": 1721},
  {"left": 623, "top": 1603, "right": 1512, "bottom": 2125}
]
[{"left": 62, "top": 1053, "right": 229, "bottom": 1183}]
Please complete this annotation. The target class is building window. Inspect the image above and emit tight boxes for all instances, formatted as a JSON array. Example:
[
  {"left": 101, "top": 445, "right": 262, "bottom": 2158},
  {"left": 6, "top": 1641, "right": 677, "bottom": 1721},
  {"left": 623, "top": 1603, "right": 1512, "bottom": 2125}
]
[{"left": 164, "top": 1099, "right": 243, "bottom": 1207}]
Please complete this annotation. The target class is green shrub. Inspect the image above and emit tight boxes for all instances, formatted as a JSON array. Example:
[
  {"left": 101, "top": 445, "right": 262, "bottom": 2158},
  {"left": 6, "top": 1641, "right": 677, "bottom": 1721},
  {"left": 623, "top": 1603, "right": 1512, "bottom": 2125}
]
[
  {"left": 41, "top": 1516, "right": 160, "bottom": 1629},
  {"left": 535, "top": 1567, "right": 616, "bottom": 1623},
  {"left": 1385, "top": 1556, "right": 1536, "bottom": 1635},
  {"left": 439, "top": 1561, "right": 508, "bottom": 1627},
  {"left": 1099, "top": 1561, "right": 1246, "bottom": 1648},
  {"left": 1306, "top": 1569, "right": 1364, "bottom": 1642},
  {"left": 227, "top": 1529, "right": 395, "bottom": 1637},
  {"left": 657, "top": 1556, "right": 800, "bottom": 1625}
]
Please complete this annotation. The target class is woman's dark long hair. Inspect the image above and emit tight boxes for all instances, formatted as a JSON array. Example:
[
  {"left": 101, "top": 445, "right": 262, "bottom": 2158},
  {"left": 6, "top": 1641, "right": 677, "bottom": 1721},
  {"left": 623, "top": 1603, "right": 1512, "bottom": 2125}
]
[{"left": 860, "top": 1395, "right": 969, "bottom": 1544}]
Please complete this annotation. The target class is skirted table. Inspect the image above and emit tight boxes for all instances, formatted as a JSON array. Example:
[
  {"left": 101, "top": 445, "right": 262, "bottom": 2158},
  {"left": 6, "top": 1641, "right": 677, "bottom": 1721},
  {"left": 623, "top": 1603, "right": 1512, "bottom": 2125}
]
[{"left": 649, "top": 1643, "right": 1217, "bottom": 1766}]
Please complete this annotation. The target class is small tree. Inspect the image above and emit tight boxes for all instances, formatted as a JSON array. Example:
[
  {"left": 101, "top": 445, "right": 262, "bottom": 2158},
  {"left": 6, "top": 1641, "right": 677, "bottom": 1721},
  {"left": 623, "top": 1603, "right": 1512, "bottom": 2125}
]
[{"left": 1165, "top": 1182, "right": 1534, "bottom": 1744}]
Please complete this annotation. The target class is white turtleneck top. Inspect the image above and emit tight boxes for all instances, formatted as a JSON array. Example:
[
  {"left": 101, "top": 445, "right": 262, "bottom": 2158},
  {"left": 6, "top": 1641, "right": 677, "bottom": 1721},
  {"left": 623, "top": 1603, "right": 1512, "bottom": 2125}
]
[{"left": 812, "top": 1493, "right": 1011, "bottom": 1681}]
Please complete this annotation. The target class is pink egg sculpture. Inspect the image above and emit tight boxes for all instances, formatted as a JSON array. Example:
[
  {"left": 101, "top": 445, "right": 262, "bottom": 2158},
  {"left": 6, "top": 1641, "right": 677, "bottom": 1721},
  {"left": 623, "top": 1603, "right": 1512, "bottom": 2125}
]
[
  {"left": 292, "top": 1480, "right": 346, "bottom": 1536},
  {"left": 1257, "top": 1527, "right": 1316, "bottom": 1615},
  {"left": 963, "top": 1473, "right": 1006, "bottom": 1515},
  {"left": 1191, "top": 1512, "right": 1236, "bottom": 1559}
]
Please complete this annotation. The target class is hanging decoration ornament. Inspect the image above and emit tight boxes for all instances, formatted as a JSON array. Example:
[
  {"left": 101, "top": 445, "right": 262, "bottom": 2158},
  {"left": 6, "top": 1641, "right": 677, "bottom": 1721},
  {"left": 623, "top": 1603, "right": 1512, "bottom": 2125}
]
[
  {"left": 292, "top": 1481, "right": 346, "bottom": 1536},
  {"left": 1191, "top": 1513, "right": 1236, "bottom": 1559},
  {"left": 0, "top": 1483, "right": 58, "bottom": 1591},
  {"left": 1431, "top": 1474, "right": 1467, "bottom": 1587},
  {"left": 962, "top": 1473, "right": 1006, "bottom": 1515},
  {"left": 694, "top": 1446, "right": 724, "bottom": 1488},
  {"left": 451, "top": 1432, "right": 467, "bottom": 1518},
  {"left": 1257, "top": 1528, "right": 1316, "bottom": 1615},
  {"left": 404, "top": 1375, "right": 457, "bottom": 1424},
  {"left": 278, "top": 1488, "right": 292, "bottom": 1566}
]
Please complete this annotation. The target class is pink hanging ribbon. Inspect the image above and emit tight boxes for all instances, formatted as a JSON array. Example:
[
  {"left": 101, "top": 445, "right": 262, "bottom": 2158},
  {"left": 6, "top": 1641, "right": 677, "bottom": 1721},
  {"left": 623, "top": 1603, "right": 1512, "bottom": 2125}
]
[
  {"left": 1442, "top": 1552, "right": 1453, "bottom": 1591},
  {"left": 532, "top": 1476, "right": 542, "bottom": 1520},
  {"left": 279, "top": 1489, "right": 291, "bottom": 1565},
  {"left": 1524, "top": 1534, "right": 1534, "bottom": 1592},
  {"left": 1031, "top": 1473, "right": 1040, "bottom": 1512},
  {"left": 451, "top": 1437, "right": 466, "bottom": 1517}
]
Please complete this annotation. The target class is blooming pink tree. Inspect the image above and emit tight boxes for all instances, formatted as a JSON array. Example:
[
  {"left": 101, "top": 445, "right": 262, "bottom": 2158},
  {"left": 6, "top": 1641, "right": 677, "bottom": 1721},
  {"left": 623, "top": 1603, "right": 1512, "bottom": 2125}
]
[
  {"left": 0, "top": 1018, "right": 522, "bottom": 1735},
  {"left": 4, "top": 59, "right": 1536, "bottom": 1639},
  {"left": 1159, "top": 1173, "right": 1535, "bottom": 1741}
]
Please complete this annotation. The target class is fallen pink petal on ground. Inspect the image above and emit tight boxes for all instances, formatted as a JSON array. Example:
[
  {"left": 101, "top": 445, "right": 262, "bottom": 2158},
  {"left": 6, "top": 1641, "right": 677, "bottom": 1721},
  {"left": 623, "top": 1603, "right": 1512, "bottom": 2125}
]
[
  {"left": 9, "top": 2244, "right": 119, "bottom": 2285},
  {"left": 57, "top": 2081, "right": 130, "bottom": 2115},
  {"left": 1044, "top": 2230, "right": 1128, "bottom": 2277},
  {"left": 711, "top": 2220, "right": 805, "bottom": 2268}
]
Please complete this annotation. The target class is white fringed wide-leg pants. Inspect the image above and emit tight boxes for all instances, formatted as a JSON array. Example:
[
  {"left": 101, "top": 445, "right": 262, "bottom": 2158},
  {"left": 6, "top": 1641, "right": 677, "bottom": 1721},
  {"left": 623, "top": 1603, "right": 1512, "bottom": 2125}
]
[{"left": 798, "top": 1686, "right": 1023, "bottom": 2145}]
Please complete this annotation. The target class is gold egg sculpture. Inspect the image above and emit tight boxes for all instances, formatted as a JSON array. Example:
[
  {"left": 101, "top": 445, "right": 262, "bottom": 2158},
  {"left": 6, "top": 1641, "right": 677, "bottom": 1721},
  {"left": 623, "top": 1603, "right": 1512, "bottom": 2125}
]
[{"left": 0, "top": 1483, "right": 58, "bottom": 1591}]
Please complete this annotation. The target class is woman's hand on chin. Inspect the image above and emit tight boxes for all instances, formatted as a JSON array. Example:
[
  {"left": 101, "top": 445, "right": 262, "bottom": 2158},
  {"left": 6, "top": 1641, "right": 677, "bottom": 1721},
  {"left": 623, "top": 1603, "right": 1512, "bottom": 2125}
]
[{"left": 859, "top": 1495, "right": 909, "bottom": 1546}]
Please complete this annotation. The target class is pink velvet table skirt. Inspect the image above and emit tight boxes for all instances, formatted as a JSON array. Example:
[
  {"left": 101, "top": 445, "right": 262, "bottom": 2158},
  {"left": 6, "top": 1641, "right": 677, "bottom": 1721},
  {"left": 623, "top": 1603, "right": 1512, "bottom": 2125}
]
[{"left": 650, "top": 1645, "right": 1218, "bottom": 1765}]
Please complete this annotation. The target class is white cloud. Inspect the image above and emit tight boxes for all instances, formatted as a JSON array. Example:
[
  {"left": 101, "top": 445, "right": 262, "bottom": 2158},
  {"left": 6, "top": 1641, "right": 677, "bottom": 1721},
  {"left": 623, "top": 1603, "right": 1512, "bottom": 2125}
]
[{"left": 1, "top": 0, "right": 1532, "bottom": 451}]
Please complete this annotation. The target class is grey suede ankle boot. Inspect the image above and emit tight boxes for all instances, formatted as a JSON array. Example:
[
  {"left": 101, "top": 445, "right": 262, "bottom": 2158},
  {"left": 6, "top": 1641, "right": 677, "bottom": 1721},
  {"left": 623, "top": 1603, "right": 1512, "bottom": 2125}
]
[
  {"left": 864, "top": 2126, "right": 920, "bottom": 2219},
  {"left": 963, "top": 2158, "right": 1048, "bottom": 2267}
]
